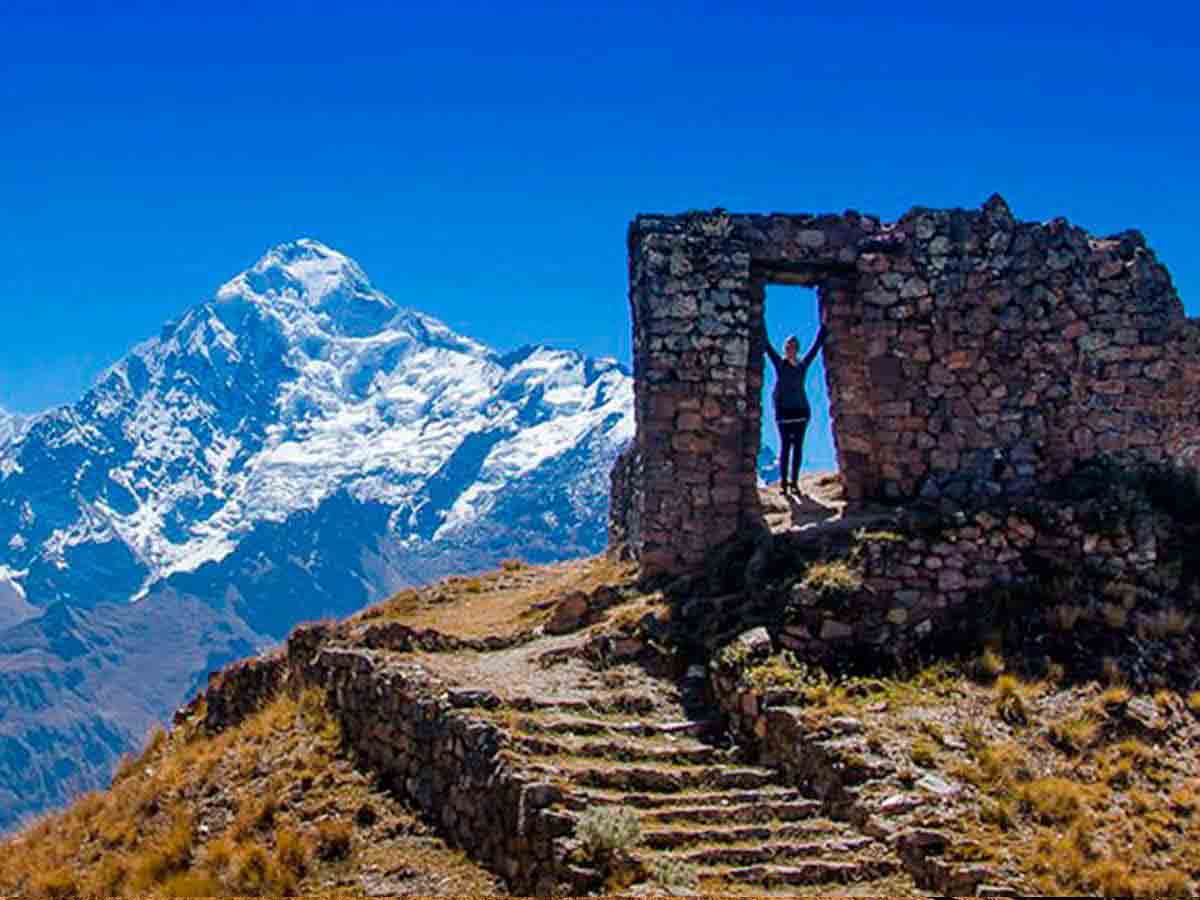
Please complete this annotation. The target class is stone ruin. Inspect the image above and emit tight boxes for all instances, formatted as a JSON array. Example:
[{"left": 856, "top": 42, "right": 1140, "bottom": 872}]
[{"left": 610, "top": 195, "right": 1200, "bottom": 580}]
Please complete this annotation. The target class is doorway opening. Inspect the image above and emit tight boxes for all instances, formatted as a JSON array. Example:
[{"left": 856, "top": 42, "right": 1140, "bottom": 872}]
[{"left": 760, "top": 284, "right": 837, "bottom": 491}]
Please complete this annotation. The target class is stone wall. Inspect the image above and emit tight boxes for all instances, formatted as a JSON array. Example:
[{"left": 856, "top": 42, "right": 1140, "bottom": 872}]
[
  {"left": 675, "top": 458, "right": 1197, "bottom": 669},
  {"left": 196, "top": 623, "right": 576, "bottom": 896},
  {"left": 606, "top": 444, "right": 638, "bottom": 556},
  {"left": 707, "top": 631, "right": 1002, "bottom": 896},
  {"left": 200, "top": 651, "right": 286, "bottom": 733},
  {"left": 617, "top": 195, "right": 1200, "bottom": 576}
]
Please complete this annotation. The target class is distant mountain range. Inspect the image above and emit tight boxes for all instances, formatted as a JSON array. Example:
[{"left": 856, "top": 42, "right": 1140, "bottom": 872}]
[{"left": 0, "top": 240, "right": 633, "bottom": 832}]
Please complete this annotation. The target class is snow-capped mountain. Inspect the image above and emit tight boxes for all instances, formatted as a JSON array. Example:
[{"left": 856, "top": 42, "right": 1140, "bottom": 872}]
[
  {"left": 0, "top": 407, "right": 28, "bottom": 453},
  {"left": 0, "top": 239, "right": 632, "bottom": 832}
]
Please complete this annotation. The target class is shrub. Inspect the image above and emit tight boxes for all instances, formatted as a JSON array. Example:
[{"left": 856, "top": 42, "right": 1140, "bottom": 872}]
[
  {"left": 648, "top": 856, "right": 698, "bottom": 889},
  {"left": 1101, "top": 657, "right": 1125, "bottom": 685},
  {"left": 158, "top": 871, "right": 226, "bottom": 897},
  {"left": 1098, "top": 684, "right": 1131, "bottom": 710},
  {"left": 313, "top": 819, "right": 353, "bottom": 861},
  {"left": 911, "top": 736, "right": 938, "bottom": 768},
  {"left": 86, "top": 856, "right": 129, "bottom": 895},
  {"left": 995, "top": 674, "right": 1028, "bottom": 725},
  {"left": 204, "top": 836, "right": 234, "bottom": 873},
  {"left": 800, "top": 560, "right": 862, "bottom": 597},
  {"left": 229, "top": 843, "right": 272, "bottom": 894},
  {"left": 576, "top": 805, "right": 642, "bottom": 859},
  {"left": 274, "top": 826, "right": 308, "bottom": 876},
  {"left": 1103, "top": 756, "right": 1134, "bottom": 787},
  {"left": 958, "top": 740, "right": 1029, "bottom": 791},
  {"left": 28, "top": 867, "right": 77, "bottom": 900},
  {"left": 1169, "top": 783, "right": 1197, "bottom": 815},
  {"left": 975, "top": 647, "right": 1006, "bottom": 681},
  {"left": 1020, "top": 777, "right": 1089, "bottom": 824},
  {"left": 1048, "top": 715, "right": 1099, "bottom": 753},
  {"left": 231, "top": 791, "right": 278, "bottom": 841},
  {"left": 127, "top": 815, "right": 194, "bottom": 890},
  {"left": 500, "top": 557, "right": 526, "bottom": 571},
  {"left": 979, "top": 798, "right": 1016, "bottom": 830}
]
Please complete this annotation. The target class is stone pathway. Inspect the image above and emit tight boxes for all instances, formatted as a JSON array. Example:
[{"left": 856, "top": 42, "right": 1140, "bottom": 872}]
[
  {"left": 417, "top": 637, "right": 918, "bottom": 894},
  {"left": 761, "top": 471, "right": 899, "bottom": 540}
]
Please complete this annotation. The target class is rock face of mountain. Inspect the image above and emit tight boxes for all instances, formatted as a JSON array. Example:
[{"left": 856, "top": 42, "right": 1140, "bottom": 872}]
[{"left": 0, "top": 239, "right": 633, "bottom": 833}]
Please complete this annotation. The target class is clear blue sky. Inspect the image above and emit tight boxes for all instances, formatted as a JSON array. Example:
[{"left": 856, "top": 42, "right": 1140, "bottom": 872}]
[{"left": 2, "top": 2, "right": 1196, "bottom": 468}]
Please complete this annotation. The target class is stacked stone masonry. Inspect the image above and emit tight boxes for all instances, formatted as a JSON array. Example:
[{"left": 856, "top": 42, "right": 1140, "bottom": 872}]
[
  {"left": 766, "top": 474, "right": 1181, "bottom": 668},
  {"left": 199, "top": 625, "right": 571, "bottom": 895},
  {"left": 708, "top": 631, "right": 1004, "bottom": 896},
  {"left": 618, "top": 195, "right": 1200, "bottom": 576}
]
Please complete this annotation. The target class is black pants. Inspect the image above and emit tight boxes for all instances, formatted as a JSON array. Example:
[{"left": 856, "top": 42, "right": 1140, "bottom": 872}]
[{"left": 776, "top": 410, "right": 810, "bottom": 484}]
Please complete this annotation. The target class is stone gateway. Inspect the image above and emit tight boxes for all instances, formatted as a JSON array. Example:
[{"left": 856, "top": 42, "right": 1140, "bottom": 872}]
[{"left": 612, "top": 196, "right": 1200, "bottom": 577}]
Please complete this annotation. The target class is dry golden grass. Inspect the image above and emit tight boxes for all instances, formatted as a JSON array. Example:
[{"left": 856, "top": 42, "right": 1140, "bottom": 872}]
[
  {"left": 974, "top": 646, "right": 1006, "bottom": 679},
  {"left": 799, "top": 559, "right": 863, "bottom": 596},
  {"left": 352, "top": 554, "right": 637, "bottom": 639},
  {"left": 1047, "top": 713, "right": 1100, "bottom": 753},
  {"left": 993, "top": 673, "right": 1032, "bottom": 725},
  {"left": 909, "top": 736, "right": 939, "bottom": 768},
  {"left": 932, "top": 677, "right": 1200, "bottom": 897},
  {"left": 0, "top": 687, "right": 498, "bottom": 898}
]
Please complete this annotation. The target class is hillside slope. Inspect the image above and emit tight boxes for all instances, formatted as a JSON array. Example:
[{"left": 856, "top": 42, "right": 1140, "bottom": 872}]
[{"left": 4, "top": 531, "right": 1197, "bottom": 897}]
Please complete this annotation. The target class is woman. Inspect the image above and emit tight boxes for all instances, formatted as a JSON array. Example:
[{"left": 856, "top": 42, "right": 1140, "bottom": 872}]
[{"left": 764, "top": 324, "right": 825, "bottom": 494}]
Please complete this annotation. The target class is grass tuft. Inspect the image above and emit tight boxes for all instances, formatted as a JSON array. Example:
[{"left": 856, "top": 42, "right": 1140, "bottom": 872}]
[{"left": 576, "top": 805, "right": 642, "bottom": 859}]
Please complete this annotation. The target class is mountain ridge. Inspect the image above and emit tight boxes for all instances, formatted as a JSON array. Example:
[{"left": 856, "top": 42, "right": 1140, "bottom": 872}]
[{"left": 0, "top": 239, "right": 633, "bottom": 832}]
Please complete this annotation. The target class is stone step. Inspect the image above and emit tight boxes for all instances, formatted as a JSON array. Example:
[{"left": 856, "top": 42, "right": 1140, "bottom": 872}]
[
  {"left": 565, "top": 786, "right": 813, "bottom": 811},
  {"left": 505, "top": 695, "right": 660, "bottom": 717},
  {"left": 510, "top": 732, "right": 734, "bottom": 767},
  {"left": 642, "top": 820, "right": 847, "bottom": 851},
  {"left": 502, "top": 712, "right": 724, "bottom": 740},
  {"left": 708, "top": 857, "right": 902, "bottom": 886},
  {"left": 640, "top": 798, "right": 823, "bottom": 826},
  {"left": 667, "top": 836, "right": 878, "bottom": 868},
  {"left": 524, "top": 760, "right": 779, "bottom": 793}
]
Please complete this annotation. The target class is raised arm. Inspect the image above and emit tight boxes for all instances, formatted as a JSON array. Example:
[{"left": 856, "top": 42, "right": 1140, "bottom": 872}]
[
  {"left": 800, "top": 325, "right": 826, "bottom": 369},
  {"left": 762, "top": 323, "right": 784, "bottom": 368}
]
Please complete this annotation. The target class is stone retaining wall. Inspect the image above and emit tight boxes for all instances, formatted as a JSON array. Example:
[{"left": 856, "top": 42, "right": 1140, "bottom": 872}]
[
  {"left": 675, "top": 461, "right": 1192, "bottom": 667},
  {"left": 200, "top": 651, "right": 286, "bottom": 733},
  {"left": 707, "top": 628, "right": 1005, "bottom": 896},
  {"left": 778, "top": 469, "right": 1185, "bottom": 665},
  {"left": 197, "top": 623, "right": 577, "bottom": 895}
]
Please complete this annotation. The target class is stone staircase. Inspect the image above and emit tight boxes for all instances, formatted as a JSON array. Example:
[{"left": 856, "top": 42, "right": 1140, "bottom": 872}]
[{"left": 481, "top": 675, "right": 915, "bottom": 894}]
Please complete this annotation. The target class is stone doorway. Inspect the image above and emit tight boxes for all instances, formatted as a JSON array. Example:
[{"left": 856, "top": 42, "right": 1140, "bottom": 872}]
[{"left": 760, "top": 283, "right": 836, "bottom": 486}]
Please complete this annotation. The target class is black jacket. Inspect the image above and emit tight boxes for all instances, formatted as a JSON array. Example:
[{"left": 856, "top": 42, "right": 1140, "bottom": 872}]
[{"left": 765, "top": 326, "right": 825, "bottom": 416}]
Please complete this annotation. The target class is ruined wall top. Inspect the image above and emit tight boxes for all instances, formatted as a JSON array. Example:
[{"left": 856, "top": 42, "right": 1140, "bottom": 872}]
[{"left": 618, "top": 195, "right": 1200, "bottom": 576}]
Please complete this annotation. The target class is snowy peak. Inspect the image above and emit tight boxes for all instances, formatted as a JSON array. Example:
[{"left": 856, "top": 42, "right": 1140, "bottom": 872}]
[
  {"left": 0, "top": 241, "right": 634, "bottom": 599},
  {"left": 0, "top": 408, "right": 28, "bottom": 450},
  {"left": 217, "top": 238, "right": 396, "bottom": 338}
]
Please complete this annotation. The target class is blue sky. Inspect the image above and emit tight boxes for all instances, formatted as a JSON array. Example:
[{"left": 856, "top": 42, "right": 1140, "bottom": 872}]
[{"left": 2, "top": 1, "right": 1196, "bottom": 470}]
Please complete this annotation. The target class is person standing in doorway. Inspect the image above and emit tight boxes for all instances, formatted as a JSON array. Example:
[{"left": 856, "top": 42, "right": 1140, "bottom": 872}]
[{"left": 764, "top": 323, "right": 826, "bottom": 494}]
